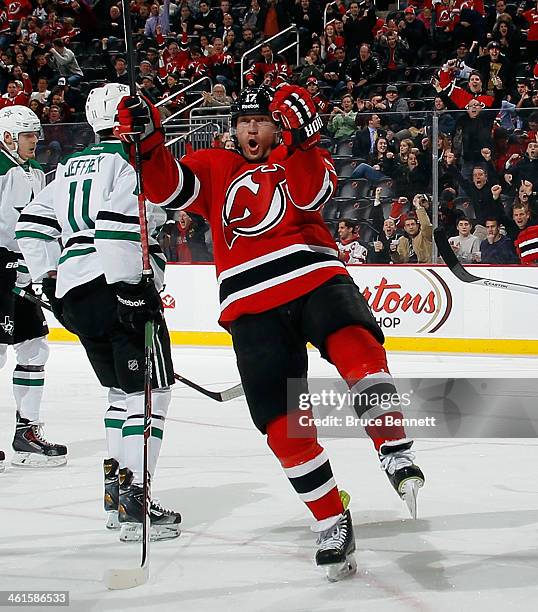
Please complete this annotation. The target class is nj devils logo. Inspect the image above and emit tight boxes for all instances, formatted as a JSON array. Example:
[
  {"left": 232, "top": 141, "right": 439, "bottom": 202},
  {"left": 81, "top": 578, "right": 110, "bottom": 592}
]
[{"left": 222, "top": 164, "right": 287, "bottom": 248}]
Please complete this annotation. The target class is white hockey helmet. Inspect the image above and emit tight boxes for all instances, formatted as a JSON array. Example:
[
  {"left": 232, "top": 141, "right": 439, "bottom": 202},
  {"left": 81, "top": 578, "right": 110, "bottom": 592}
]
[
  {"left": 0, "top": 105, "right": 42, "bottom": 153},
  {"left": 85, "top": 82, "right": 131, "bottom": 134}
]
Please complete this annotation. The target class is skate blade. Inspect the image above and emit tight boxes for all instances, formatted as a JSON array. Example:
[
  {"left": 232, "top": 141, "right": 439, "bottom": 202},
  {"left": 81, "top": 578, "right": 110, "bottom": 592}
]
[
  {"left": 119, "top": 522, "right": 181, "bottom": 542},
  {"left": 0, "top": 461, "right": 4, "bottom": 473},
  {"left": 106, "top": 511, "right": 120, "bottom": 530},
  {"left": 11, "top": 452, "right": 67, "bottom": 468},
  {"left": 324, "top": 554, "right": 357, "bottom": 583},
  {"left": 400, "top": 478, "right": 423, "bottom": 520},
  {"left": 104, "top": 565, "right": 149, "bottom": 590}
]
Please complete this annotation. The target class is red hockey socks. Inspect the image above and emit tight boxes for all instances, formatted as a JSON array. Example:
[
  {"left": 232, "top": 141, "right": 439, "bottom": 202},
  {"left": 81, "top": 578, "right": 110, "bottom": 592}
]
[
  {"left": 266, "top": 411, "right": 344, "bottom": 528},
  {"left": 326, "top": 325, "right": 407, "bottom": 451}
]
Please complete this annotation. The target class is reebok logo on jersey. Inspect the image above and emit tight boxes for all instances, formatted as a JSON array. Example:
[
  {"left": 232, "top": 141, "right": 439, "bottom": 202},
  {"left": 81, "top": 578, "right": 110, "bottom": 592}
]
[{"left": 118, "top": 296, "right": 146, "bottom": 307}]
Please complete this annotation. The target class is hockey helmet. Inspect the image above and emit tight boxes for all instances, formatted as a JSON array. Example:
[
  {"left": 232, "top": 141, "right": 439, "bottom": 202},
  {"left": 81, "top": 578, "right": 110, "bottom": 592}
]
[
  {"left": 230, "top": 86, "right": 275, "bottom": 126},
  {"left": 0, "top": 105, "right": 42, "bottom": 157},
  {"left": 85, "top": 82, "right": 131, "bottom": 134}
]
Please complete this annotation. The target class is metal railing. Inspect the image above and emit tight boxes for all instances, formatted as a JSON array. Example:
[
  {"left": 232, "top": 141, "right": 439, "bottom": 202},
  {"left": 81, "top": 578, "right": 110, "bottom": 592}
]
[
  {"left": 159, "top": 76, "right": 213, "bottom": 125},
  {"left": 164, "top": 122, "right": 219, "bottom": 158},
  {"left": 240, "top": 24, "right": 299, "bottom": 88},
  {"left": 189, "top": 108, "right": 231, "bottom": 137}
]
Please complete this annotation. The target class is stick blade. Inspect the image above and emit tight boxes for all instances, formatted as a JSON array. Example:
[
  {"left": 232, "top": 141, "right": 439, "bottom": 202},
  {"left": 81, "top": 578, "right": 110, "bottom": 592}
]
[{"left": 104, "top": 566, "right": 149, "bottom": 590}]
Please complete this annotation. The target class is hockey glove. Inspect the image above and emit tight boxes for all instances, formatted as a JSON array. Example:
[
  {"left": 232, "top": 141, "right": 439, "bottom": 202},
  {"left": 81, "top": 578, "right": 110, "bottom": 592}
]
[
  {"left": 116, "top": 279, "right": 163, "bottom": 334},
  {"left": 269, "top": 84, "right": 323, "bottom": 150},
  {"left": 113, "top": 95, "right": 164, "bottom": 155},
  {"left": 41, "top": 277, "right": 66, "bottom": 327}
]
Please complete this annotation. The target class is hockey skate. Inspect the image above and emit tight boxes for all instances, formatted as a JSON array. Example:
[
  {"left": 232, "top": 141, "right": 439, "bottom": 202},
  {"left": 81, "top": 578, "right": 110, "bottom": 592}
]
[
  {"left": 11, "top": 413, "right": 67, "bottom": 467},
  {"left": 118, "top": 468, "right": 181, "bottom": 542},
  {"left": 380, "top": 439, "right": 424, "bottom": 519},
  {"left": 0, "top": 450, "right": 5, "bottom": 472},
  {"left": 104, "top": 458, "right": 120, "bottom": 530},
  {"left": 315, "top": 509, "right": 357, "bottom": 582}
]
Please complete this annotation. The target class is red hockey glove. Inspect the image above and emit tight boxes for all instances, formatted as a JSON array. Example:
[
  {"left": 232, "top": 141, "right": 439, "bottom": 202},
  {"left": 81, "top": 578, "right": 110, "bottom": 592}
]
[
  {"left": 113, "top": 95, "right": 164, "bottom": 155},
  {"left": 269, "top": 84, "right": 323, "bottom": 150}
]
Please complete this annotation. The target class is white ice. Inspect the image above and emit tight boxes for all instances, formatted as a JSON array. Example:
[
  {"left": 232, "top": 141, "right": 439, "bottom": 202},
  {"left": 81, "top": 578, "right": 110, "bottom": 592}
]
[{"left": 1, "top": 344, "right": 538, "bottom": 612}]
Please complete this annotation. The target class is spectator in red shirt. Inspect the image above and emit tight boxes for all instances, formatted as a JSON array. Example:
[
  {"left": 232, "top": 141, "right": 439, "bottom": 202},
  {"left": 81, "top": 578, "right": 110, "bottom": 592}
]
[
  {"left": 523, "top": 0, "right": 538, "bottom": 61},
  {"left": 245, "top": 43, "right": 291, "bottom": 88},
  {"left": 0, "top": 75, "right": 31, "bottom": 108}
]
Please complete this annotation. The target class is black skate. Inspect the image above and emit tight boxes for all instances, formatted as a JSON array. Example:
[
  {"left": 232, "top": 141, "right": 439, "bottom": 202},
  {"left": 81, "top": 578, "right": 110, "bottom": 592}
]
[
  {"left": 380, "top": 439, "right": 424, "bottom": 519},
  {"left": 0, "top": 449, "right": 5, "bottom": 472},
  {"left": 104, "top": 458, "right": 120, "bottom": 530},
  {"left": 118, "top": 468, "right": 181, "bottom": 542},
  {"left": 315, "top": 509, "right": 357, "bottom": 582},
  {"left": 12, "top": 413, "right": 67, "bottom": 468}
]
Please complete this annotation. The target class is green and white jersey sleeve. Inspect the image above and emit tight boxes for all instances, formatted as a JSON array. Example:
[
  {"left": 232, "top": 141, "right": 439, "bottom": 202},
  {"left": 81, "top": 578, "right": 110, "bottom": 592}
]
[
  {"left": 16, "top": 140, "right": 167, "bottom": 298},
  {"left": 0, "top": 150, "right": 45, "bottom": 253}
]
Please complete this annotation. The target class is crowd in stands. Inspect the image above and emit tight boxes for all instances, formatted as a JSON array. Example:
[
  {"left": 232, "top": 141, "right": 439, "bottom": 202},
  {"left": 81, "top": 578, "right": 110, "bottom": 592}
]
[{"left": 1, "top": 0, "right": 537, "bottom": 265}]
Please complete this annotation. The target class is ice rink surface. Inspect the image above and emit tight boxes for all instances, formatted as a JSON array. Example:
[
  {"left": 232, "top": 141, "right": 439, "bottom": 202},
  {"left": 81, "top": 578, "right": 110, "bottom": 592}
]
[{"left": 1, "top": 344, "right": 538, "bottom": 612}]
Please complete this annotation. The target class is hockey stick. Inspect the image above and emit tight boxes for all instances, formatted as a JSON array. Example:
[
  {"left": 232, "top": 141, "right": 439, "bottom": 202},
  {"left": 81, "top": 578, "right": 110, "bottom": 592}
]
[
  {"left": 12, "top": 288, "right": 245, "bottom": 402},
  {"left": 434, "top": 228, "right": 538, "bottom": 296},
  {"left": 104, "top": 1, "right": 153, "bottom": 590},
  {"left": 174, "top": 372, "right": 244, "bottom": 402}
]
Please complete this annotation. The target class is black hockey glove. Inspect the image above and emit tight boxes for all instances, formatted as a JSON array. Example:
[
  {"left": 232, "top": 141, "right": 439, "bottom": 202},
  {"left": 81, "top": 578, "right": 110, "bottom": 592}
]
[
  {"left": 41, "top": 277, "right": 66, "bottom": 327},
  {"left": 116, "top": 280, "right": 163, "bottom": 334}
]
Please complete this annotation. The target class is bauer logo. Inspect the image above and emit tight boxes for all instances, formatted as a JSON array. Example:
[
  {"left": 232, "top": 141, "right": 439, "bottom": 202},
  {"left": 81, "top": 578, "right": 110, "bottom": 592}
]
[
  {"left": 356, "top": 268, "right": 453, "bottom": 333},
  {"left": 161, "top": 294, "right": 176, "bottom": 309}
]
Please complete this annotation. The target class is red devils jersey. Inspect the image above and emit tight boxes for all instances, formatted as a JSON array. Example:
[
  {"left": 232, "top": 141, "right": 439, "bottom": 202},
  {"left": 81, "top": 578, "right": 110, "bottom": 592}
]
[{"left": 140, "top": 145, "right": 346, "bottom": 327}]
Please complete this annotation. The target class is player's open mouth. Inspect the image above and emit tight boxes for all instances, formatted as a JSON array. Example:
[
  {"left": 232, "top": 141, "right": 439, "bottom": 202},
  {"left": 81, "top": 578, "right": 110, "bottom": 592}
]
[{"left": 247, "top": 139, "right": 259, "bottom": 154}]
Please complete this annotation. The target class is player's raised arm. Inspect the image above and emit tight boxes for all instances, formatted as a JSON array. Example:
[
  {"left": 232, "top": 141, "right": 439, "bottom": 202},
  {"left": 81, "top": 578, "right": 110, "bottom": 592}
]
[
  {"left": 269, "top": 84, "right": 337, "bottom": 210},
  {"left": 114, "top": 96, "right": 201, "bottom": 211}
]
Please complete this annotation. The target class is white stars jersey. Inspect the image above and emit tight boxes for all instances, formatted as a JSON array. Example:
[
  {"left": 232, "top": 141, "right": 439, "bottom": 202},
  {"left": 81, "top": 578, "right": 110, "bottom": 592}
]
[
  {"left": 15, "top": 140, "right": 167, "bottom": 298},
  {"left": 0, "top": 150, "right": 45, "bottom": 254}
]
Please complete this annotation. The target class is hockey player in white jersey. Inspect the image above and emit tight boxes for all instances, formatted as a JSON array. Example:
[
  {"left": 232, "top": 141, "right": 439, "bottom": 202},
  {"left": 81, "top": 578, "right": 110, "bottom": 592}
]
[
  {"left": 0, "top": 105, "right": 67, "bottom": 471},
  {"left": 15, "top": 84, "right": 181, "bottom": 541}
]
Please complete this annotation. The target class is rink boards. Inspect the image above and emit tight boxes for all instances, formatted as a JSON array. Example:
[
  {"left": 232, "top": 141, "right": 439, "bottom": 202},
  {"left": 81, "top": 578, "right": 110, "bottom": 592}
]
[{"left": 47, "top": 264, "right": 538, "bottom": 355}]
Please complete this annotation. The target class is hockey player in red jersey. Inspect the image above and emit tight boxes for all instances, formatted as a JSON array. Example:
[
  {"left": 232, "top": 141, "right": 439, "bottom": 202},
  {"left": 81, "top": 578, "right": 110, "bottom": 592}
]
[{"left": 114, "top": 84, "right": 425, "bottom": 581}]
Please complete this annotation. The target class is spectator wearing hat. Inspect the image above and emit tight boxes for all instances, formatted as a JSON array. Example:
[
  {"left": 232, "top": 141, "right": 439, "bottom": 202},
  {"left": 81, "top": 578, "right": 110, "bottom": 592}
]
[
  {"left": 374, "top": 85, "right": 410, "bottom": 134},
  {"left": 137, "top": 60, "right": 155, "bottom": 84},
  {"left": 473, "top": 40, "right": 514, "bottom": 98},
  {"left": 398, "top": 7, "right": 430, "bottom": 64},
  {"left": 305, "top": 76, "right": 331, "bottom": 116},
  {"left": 140, "top": 74, "right": 162, "bottom": 104}
]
